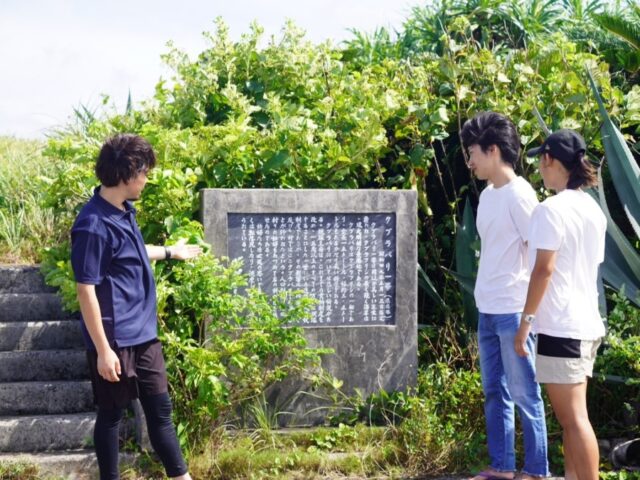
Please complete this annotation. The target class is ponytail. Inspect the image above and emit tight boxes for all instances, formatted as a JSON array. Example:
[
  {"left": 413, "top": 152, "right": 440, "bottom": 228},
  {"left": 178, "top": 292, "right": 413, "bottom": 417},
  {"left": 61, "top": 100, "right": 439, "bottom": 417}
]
[{"left": 565, "top": 152, "right": 597, "bottom": 190}]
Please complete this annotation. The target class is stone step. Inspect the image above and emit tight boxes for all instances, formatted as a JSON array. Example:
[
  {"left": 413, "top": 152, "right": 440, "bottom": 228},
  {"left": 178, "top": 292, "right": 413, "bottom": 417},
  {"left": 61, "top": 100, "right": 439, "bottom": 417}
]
[
  {"left": 0, "top": 350, "right": 89, "bottom": 382},
  {"left": 0, "top": 320, "right": 84, "bottom": 351},
  {"left": 0, "top": 265, "right": 55, "bottom": 294},
  {"left": 0, "top": 293, "right": 75, "bottom": 322},
  {"left": 0, "top": 413, "right": 96, "bottom": 452},
  {"left": 0, "top": 381, "right": 93, "bottom": 416},
  {"left": 0, "top": 450, "right": 98, "bottom": 479},
  {"left": 0, "top": 451, "right": 139, "bottom": 479}
]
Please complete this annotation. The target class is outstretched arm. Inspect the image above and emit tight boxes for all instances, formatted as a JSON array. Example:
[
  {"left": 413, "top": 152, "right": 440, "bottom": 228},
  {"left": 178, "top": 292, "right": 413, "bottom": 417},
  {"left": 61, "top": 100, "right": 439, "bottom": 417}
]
[{"left": 146, "top": 240, "right": 202, "bottom": 261}]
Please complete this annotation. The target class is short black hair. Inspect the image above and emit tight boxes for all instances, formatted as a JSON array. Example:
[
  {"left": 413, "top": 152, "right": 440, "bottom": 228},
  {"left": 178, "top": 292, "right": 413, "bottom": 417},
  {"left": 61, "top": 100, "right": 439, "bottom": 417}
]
[
  {"left": 96, "top": 134, "right": 156, "bottom": 187},
  {"left": 460, "top": 112, "right": 521, "bottom": 169}
]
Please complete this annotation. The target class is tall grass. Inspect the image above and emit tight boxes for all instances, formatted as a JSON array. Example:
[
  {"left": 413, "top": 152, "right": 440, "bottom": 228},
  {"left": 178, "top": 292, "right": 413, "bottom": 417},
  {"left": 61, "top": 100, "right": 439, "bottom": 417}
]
[{"left": 0, "top": 136, "right": 55, "bottom": 264}]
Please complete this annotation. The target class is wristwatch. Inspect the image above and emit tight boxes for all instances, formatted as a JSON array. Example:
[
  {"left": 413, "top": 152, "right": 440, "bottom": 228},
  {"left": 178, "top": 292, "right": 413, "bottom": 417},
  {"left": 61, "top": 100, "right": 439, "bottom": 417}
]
[{"left": 522, "top": 314, "right": 535, "bottom": 325}]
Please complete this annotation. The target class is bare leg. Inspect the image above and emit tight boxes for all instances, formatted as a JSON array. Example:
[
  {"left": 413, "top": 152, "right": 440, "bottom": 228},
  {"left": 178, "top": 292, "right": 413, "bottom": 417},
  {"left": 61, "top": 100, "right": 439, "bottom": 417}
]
[
  {"left": 545, "top": 382, "right": 598, "bottom": 480},
  {"left": 563, "top": 432, "right": 578, "bottom": 480}
]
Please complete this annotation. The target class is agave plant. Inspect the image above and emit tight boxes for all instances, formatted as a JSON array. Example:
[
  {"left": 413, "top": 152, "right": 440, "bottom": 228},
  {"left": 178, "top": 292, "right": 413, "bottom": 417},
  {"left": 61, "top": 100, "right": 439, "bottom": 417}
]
[
  {"left": 420, "top": 195, "right": 478, "bottom": 338},
  {"left": 455, "top": 197, "right": 480, "bottom": 332},
  {"left": 439, "top": 197, "right": 480, "bottom": 337},
  {"left": 586, "top": 69, "right": 640, "bottom": 306}
]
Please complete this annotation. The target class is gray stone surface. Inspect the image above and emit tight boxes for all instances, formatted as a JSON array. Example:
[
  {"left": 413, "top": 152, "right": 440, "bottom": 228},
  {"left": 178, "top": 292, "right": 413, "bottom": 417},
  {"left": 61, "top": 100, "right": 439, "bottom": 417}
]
[
  {"left": 0, "top": 451, "right": 139, "bottom": 479},
  {"left": 0, "top": 267, "right": 91, "bottom": 455},
  {"left": 0, "top": 265, "right": 146, "bottom": 456},
  {"left": 0, "top": 414, "right": 136, "bottom": 453},
  {"left": 0, "top": 451, "right": 97, "bottom": 479},
  {"left": 0, "top": 350, "right": 89, "bottom": 382},
  {"left": 0, "top": 293, "right": 74, "bottom": 322},
  {"left": 0, "top": 413, "right": 96, "bottom": 452},
  {"left": 0, "top": 265, "right": 55, "bottom": 294},
  {"left": 201, "top": 189, "right": 417, "bottom": 425},
  {"left": 0, "top": 320, "right": 84, "bottom": 351},
  {"left": 0, "top": 381, "right": 93, "bottom": 415}
]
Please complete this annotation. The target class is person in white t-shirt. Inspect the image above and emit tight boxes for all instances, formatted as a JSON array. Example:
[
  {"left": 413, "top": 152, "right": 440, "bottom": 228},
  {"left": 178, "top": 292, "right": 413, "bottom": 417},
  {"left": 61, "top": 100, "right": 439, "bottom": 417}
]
[
  {"left": 516, "top": 129, "right": 606, "bottom": 480},
  {"left": 461, "top": 112, "right": 549, "bottom": 480}
]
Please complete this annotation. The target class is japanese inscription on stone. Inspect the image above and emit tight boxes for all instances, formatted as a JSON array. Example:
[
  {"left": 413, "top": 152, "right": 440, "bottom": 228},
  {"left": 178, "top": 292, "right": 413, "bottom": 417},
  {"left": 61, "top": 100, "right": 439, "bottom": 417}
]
[{"left": 227, "top": 213, "right": 396, "bottom": 326}]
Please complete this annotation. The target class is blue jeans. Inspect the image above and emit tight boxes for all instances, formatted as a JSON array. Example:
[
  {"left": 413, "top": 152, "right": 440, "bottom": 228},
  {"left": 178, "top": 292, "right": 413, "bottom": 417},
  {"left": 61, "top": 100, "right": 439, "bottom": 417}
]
[{"left": 478, "top": 312, "right": 549, "bottom": 476}]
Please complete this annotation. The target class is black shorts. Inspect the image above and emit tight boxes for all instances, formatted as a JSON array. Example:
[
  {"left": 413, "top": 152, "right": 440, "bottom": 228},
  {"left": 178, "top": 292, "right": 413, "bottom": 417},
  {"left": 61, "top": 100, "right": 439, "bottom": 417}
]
[{"left": 86, "top": 339, "right": 168, "bottom": 409}]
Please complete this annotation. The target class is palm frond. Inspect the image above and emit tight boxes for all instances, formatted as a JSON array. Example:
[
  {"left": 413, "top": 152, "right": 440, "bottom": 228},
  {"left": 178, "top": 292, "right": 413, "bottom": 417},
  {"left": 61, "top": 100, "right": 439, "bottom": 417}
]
[
  {"left": 561, "top": 0, "right": 605, "bottom": 20},
  {"left": 593, "top": 12, "right": 640, "bottom": 51}
]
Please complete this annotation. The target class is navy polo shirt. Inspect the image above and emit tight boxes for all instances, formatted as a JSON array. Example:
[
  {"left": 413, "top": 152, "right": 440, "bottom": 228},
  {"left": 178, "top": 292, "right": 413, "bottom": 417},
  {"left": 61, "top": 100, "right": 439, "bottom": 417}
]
[{"left": 71, "top": 187, "right": 158, "bottom": 349}]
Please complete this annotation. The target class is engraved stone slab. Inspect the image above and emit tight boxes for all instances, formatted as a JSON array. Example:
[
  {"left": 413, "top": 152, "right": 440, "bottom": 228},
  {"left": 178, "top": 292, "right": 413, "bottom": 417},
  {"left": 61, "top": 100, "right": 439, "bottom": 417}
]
[{"left": 201, "top": 189, "right": 417, "bottom": 425}]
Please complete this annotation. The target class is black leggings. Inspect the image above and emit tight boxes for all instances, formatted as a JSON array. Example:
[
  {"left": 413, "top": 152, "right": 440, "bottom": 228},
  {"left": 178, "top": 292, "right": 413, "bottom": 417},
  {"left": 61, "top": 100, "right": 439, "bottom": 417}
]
[{"left": 94, "top": 392, "right": 187, "bottom": 479}]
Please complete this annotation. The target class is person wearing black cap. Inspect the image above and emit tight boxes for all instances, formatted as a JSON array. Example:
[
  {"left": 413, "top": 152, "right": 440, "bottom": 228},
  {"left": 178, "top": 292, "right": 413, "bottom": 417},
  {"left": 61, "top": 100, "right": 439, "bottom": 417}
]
[{"left": 515, "top": 129, "right": 606, "bottom": 480}]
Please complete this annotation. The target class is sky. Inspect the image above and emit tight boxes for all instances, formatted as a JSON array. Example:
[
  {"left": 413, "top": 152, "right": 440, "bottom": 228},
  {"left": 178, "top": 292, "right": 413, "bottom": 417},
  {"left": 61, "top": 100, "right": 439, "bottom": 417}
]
[{"left": 0, "top": 0, "right": 424, "bottom": 139}]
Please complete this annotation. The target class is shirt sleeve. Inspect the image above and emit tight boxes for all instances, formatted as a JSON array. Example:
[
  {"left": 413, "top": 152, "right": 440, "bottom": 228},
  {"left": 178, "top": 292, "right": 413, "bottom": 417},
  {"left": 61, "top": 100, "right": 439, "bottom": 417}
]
[
  {"left": 509, "top": 186, "right": 538, "bottom": 243},
  {"left": 71, "top": 220, "right": 112, "bottom": 285},
  {"left": 529, "top": 202, "right": 564, "bottom": 252}
]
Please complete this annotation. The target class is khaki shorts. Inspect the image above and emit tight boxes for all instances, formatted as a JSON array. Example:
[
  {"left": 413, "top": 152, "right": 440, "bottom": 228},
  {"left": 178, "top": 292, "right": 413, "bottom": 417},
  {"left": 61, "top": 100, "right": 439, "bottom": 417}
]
[{"left": 535, "top": 333, "right": 602, "bottom": 384}]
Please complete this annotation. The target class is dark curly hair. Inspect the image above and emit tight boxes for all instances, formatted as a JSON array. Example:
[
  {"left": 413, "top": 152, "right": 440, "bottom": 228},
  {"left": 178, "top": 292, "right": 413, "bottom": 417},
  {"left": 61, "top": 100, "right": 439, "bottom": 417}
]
[
  {"left": 461, "top": 112, "right": 521, "bottom": 169},
  {"left": 96, "top": 134, "right": 156, "bottom": 187}
]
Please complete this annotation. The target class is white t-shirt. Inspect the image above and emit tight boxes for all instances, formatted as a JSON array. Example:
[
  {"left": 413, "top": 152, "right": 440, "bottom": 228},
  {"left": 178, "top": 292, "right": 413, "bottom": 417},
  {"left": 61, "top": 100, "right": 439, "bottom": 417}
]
[
  {"left": 474, "top": 176, "right": 539, "bottom": 313},
  {"left": 528, "top": 189, "right": 606, "bottom": 340}
]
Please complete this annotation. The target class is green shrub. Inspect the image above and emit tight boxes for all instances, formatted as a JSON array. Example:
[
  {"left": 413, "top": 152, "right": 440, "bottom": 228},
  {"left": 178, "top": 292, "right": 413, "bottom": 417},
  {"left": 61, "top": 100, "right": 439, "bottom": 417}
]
[
  {"left": 587, "top": 290, "right": 640, "bottom": 437},
  {"left": 600, "top": 471, "right": 640, "bottom": 480},
  {"left": 598, "top": 335, "right": 640, "bottom": 381},
  {"left": 590, "top": 334, "right": 640, "bottom": 437},
  {"left": 327, "top": 388, "right": 414, "bottom": 428},
  {"left": 607, "top": 289, "right": 640, "bottom": 338},
  {"left": 158, "top": 252, "right": 331, "bottom": 452},
  {"left": 397, "top": 362, "right": 485, "bottom": 475},
  {"left": 41, "top": 241, "right": 78, "bottom": 312}
]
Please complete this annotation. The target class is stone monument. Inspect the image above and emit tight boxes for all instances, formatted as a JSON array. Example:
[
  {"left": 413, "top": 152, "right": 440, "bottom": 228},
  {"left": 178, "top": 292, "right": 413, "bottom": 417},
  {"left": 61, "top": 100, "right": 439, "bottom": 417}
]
[{"left": 201, "top": 189, "right": 417, "bottom": 424}]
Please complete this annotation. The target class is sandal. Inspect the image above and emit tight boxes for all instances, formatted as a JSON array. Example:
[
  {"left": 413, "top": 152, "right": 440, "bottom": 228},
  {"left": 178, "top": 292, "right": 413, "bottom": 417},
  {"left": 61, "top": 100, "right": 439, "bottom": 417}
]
[{"left": 470, "top": 471, "right": 515, "bottom": 480}]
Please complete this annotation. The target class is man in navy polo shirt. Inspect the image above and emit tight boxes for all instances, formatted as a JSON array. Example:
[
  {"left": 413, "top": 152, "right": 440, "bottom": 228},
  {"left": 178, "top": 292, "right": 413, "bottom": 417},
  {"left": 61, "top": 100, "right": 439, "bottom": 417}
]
[{"left": 71, "top": 134, "right": 198, "bottom": 480}]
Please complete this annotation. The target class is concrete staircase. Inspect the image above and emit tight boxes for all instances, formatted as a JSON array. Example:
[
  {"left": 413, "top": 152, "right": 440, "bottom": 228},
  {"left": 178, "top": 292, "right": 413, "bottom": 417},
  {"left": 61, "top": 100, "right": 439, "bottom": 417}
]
[
  {"left": 0, "top": 266, "right": 152, "bottom": 478},
  {"left": 0, "top": 265, "right": 96, "bottom": 454}
]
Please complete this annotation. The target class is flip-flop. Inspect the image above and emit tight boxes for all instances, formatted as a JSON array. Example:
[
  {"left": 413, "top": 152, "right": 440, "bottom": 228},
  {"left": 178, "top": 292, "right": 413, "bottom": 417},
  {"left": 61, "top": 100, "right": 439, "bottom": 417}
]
[{"left": 470, "top": 471, "right": 514, "bottom": 480}]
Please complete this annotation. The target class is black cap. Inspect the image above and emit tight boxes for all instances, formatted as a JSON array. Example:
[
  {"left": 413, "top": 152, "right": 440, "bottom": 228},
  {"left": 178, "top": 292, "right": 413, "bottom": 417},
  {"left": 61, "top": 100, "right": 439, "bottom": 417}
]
[{"left": 526, "top": 129, "right": 587, "bottom": 164}]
